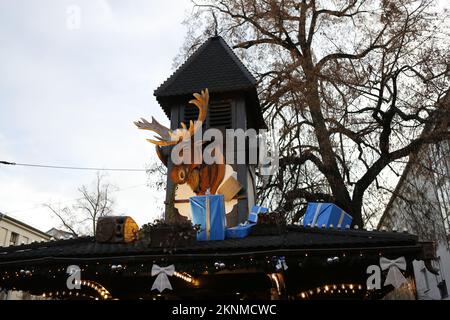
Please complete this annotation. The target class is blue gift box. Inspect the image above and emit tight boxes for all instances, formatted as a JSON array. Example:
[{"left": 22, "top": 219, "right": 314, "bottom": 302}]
[
  {"left": 190, "top": 194, "right": 226, "bottom": 241},
  {"left": 226, "top": 222, "right": 256, "bottom": 239},
  {"left": 303, "top": 203, "right": 352, "bottom": 228},
  {"left": 248, "top": 205, "right": 268, "bottom": 223}
]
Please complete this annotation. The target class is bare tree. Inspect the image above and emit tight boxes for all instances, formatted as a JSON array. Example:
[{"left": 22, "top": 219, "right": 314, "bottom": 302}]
[
  {"left": 180, "top": 0, "right": 450, "bottom": 226},
  {"left": 145, "top": 161, "right": 167, "bottom": 218},
  {"left": 45, "top": 172, "right": 115, "bottom": 236},
  {"left": 146, "top": 161, "right": 167, "bottom": 192},
  {"left": 44, "top": 204, "right": 79, "bottom": 237}
]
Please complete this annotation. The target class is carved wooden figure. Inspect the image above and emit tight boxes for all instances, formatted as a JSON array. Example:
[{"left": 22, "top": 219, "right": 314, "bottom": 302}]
[
  {"left": 135, "top": 89, "right": 226, "bottom": 195},
  {"left": 137, "top": 36, "right": 266, "bottom": 225}
]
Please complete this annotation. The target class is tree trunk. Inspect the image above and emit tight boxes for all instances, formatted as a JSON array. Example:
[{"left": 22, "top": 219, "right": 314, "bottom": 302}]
[
  {"left": 303, "top": 64, "right": 354, "bottom": 219},
  {"left": 349, "top": 197, "right": 364, "bottom": 227}
]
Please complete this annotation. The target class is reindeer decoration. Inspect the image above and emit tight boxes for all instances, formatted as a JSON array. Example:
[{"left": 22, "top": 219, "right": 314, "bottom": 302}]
[{"left": 135, "top": 89, "right": 225, "bottom": 195}]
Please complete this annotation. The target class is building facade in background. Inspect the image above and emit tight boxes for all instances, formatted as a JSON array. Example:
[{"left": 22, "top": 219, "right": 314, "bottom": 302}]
[
  {"left": 0, "top": 213, "right": 50, "bottom": 300},
  {"left": 46, "top": 227, "right": 74, "bottom": 240},
  {"left": 379, "top": 138, "right": 450, "bottom": 300},
  {"left": 0, "top": 213, "right": 50, "bottom": 247}
]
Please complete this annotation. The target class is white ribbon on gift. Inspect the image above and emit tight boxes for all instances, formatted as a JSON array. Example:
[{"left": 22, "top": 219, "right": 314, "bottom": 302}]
[
  {"left": 337, "top": 209, "right": 346, "bottom": 227},
  {"left": 380, "top": 257, "right": 407, "bottom": 289},
  {"left": 205, "top": 193, "right": 211, "bottom": 240},
  {"left": 151, "top": 264, "right": 175, "bottom": 292},
  {"left": 249, "top": 206, "right": 265, "bottom": 223},
  {"left": 311, "top": 203, "right": 323, "bottom": 227}
]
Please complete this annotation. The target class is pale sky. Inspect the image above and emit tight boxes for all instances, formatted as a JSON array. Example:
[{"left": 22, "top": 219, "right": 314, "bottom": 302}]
[{"left": 0, "top": 0, "right": 194, "bottom": 232}]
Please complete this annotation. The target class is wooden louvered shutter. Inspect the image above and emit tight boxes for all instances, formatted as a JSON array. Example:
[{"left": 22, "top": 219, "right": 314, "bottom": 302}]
[
  {"left": 183, "top": 104, "right": 199, "bottom": 124},
  {"left": 183, "top": 100, "right": 233, "bottom": 131},
  {"left": 208, "top": 101, "right": 232, "bottom": 130}
]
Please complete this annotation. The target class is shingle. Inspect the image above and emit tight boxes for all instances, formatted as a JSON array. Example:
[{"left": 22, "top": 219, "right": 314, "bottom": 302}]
[
  {"left": 154, "top": 36, "right": 256, "bottom": 98},
  {"left": 154, "top": 36, "right": 266, "bottom": 130},
  {"left": 0, "top": 226, "right": 419, "bottom": 263}
]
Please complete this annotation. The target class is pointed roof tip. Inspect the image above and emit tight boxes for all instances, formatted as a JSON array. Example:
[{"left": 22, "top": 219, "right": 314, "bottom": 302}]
[
  {"left": 154, "top": 35, "right": 266, "bottom": 130},
  {"left": 154, "top": 35, "right": 257, "bottom": 98}
]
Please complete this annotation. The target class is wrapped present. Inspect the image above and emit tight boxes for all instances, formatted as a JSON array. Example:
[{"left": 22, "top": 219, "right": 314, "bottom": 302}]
[
  {"left": 248, "top": 205, "right": 268, "bottom": 224},
  {"left": 225, "top": 221, "right": 256, "bottom": 239},
  {"left": 190, "top": 194, "right": 226, "bottom": 241},
  {"left": 303, "top": 202, "right": 352, "bottom": 228}
]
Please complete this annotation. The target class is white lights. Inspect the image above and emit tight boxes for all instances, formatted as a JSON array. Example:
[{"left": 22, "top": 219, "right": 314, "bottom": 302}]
[
  {"left": 111, "top": 264, "right": 123, "bottom": 271},
  {"left": 298, "top": 283, "right": 365, "bottom": 299},
  {"left": 269, "top": 273, "right": 281, "bottom": 295},
  {"left": 40, "top": 280, "right": 112, "bottom": 300},
  {"left": 174, "top": 271, "right": 195, "bottom": 284}
]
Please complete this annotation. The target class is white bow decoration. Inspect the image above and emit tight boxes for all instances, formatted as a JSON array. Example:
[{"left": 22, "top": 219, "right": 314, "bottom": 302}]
[
  {"left": 380, "top": 257, "right": 407, "bottom": 289},
  {"left": 151, "top": 264, "right": 175, "bottom": 292},
  {"left": 275, "top": 257, "right": 288, "bottom": 271}
]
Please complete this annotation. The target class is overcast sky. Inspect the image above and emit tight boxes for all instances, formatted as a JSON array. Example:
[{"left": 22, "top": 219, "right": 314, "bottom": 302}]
[{"left": 0, "top": 0, "right": 194, "bottom": 232}]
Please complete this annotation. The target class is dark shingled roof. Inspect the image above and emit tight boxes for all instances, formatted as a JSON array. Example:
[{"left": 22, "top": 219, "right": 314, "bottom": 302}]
[
  {"left": 155, "top": 36, "right": 256, "bottom": 98},
  {"left": 154, "top": 36, "right": 266, "bottom": 129},
  {"left": 0, "top": 226, "right": 422, "bottom": 264}
]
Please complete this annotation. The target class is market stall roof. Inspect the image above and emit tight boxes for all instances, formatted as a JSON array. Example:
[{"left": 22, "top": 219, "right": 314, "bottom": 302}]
[
  {"left": 0, "top": 226, "right": 435, "bottom": 300},
  {"left": 0, "top": 226, "right": 430, "bottom": 265}
]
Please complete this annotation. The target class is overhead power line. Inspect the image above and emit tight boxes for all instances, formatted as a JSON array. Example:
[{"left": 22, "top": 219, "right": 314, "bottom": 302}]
[
  {"left": 3, "top": 183, "right": 149, "bottom": 215},
  {"left": 0, "top": 161, "right": 147, "bottom": 172}
]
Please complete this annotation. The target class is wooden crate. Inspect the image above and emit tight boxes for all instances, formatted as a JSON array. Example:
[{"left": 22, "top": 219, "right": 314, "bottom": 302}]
[{"left": 217, "top": 175, "right": 242, "bottom": 201}]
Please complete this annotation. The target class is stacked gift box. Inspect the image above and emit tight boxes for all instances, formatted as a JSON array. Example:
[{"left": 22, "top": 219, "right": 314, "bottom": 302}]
[
  {"left": 189, "top": 191, "right": 269, "bottom": 241},
  {"left": 225, "top": 205, "right": 268, "bottom": 239},
  {"left": 189, "top": 194, "right": 353, "bottom": 241},
  {"left": 303, "top": 202, "right": 352, "bottom": 228},
  {"left": 190, "top": 194, "right": 227, "bottom": 241}
]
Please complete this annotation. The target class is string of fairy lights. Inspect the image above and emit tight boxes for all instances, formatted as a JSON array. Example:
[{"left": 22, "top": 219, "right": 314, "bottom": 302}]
[
  {"left": 0, "top": 272, "right": 383, "bottom": 300},
  {"left": 0, "top": 247, "right": 406, "bottom": 299},
  {"left": 174, "top": 271, "right": 198, "bottom": 286},
  {"left": 0, "top": 264, "right": 200, "bottom": 300},
  {"left": 41, "top": 280, "right": 112, "bottom": 300},
  {"left": 298, "top": 283, "right": 369, "bottom": 299}
]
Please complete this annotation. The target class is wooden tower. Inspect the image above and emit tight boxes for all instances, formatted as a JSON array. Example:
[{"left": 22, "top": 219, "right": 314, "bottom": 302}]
[{"left": 154, "top": 36, "right": 266, "bottom": 226}]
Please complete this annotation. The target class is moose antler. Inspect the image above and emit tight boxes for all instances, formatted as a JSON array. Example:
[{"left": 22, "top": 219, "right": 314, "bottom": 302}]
[
  {"left": 188, "top": 88, "right": 209, "bottom": 135},
  {"left": 135, "top": 88, "right": 209, "bottom": 146},
  {"left": 134, "top": 117, "right": 173, "bottom": 141},
  {"left": 134, "top": 117, "right": 177, "bottom": 146}
]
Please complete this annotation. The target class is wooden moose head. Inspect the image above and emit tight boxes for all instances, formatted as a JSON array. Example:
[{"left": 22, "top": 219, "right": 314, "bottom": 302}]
[{"left": 135, "top": 89, "right": 225, "bottom": 195}]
